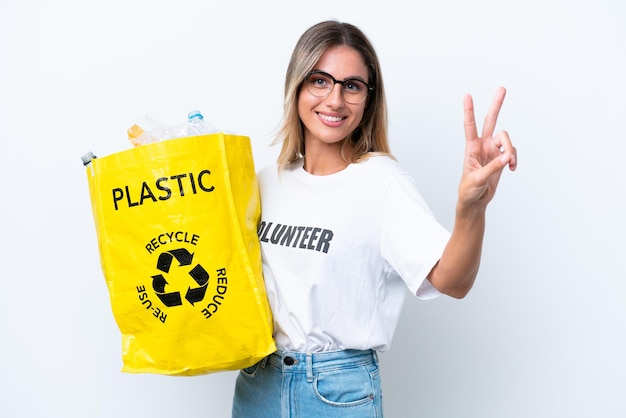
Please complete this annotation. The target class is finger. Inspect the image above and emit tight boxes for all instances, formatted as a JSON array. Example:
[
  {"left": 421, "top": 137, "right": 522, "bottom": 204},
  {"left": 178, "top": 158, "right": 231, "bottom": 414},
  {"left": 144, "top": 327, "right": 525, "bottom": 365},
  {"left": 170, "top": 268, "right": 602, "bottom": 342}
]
[
  {"left": 494, "top": 130, "right": 511, "bottom": 151},
  {"left": 480, "top": 153, "right": 508, "bottom": 181},
  {"left": 463, "top": 94, "right": 478, "bottom": 142},
  {"left": 494, "top": 131, "right": 517, "bottom": 171},
  {"left": 481, "top": 86, "right": 507, "bottom": 139},
  {"left": 507, "top": 151, "right": 518, "bottom": 171},
  {"left": 491, "top": 129, "right": 508, "bottom": 151},
  {"left": 494, "top": 130, "right": 518, "bottom": 171},
  {"left": 491, "top": 137, "right": 503, "bottom": 152}
]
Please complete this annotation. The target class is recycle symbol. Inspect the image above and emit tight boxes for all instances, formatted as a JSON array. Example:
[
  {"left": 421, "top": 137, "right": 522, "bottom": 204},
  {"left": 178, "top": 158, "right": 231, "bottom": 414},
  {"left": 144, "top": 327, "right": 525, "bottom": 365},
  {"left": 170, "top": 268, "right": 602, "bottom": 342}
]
[{"left": 151, "top": 248, "right": 209, "bottom": 307}]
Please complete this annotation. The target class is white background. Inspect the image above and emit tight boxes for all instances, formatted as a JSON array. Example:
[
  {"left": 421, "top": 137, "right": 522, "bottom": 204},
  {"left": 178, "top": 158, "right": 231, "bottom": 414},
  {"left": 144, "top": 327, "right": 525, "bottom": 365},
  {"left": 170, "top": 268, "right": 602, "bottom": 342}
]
[{"left": 1, "top": 0, "right": 625, "bottom": 417}]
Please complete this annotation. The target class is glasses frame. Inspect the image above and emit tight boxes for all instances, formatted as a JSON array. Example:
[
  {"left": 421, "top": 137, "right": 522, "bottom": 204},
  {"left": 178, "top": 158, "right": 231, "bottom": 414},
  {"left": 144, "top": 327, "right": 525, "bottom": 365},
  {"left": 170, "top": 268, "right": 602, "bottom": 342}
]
[{"left": 304, "top": 70, "right": 375, "bottom": 104}]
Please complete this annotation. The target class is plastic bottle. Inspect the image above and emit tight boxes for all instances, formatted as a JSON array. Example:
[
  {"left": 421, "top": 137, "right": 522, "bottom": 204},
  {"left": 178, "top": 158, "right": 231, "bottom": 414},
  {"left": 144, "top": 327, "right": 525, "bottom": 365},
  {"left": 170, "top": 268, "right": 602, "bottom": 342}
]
[
  {"left": 81, "top": 151, "right": 97, "bottom": 166},
  {"left": 81, "top": 151, "right": 97, "bottom": 175},
  {"left": 161, "top": 110, "right": 218, "bottom": 140},
  {"left": 187, "top": 110, "right": 218, "bottom": 134}
]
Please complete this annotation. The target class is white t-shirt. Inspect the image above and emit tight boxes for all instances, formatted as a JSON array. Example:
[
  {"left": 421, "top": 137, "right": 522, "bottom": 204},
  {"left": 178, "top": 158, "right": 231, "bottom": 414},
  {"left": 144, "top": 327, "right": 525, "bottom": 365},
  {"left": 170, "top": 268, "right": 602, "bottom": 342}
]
[{"left": 257, "top": 156, "right": 450, "bottom": 353}]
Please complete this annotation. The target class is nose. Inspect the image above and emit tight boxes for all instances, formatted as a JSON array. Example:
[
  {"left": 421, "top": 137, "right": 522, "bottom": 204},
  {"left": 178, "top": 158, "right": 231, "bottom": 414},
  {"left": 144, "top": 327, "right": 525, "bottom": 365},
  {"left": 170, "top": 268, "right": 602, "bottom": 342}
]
[{"left": 325, "top": 83, "right": 345, "bottom": 107}]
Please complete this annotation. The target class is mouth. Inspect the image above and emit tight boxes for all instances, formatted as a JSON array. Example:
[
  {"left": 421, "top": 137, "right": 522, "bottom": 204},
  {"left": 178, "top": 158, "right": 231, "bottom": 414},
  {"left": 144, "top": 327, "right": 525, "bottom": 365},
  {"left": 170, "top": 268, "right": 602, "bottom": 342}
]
[{"left": 317, "top": 112, "right": 346, "bottom": 123}]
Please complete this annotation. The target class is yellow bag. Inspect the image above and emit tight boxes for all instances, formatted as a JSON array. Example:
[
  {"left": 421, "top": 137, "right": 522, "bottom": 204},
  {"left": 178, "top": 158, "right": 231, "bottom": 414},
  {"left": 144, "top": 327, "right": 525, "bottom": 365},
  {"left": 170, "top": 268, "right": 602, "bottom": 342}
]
[{"left": 84, "top": 133, "right": 275, "bottom": 375}]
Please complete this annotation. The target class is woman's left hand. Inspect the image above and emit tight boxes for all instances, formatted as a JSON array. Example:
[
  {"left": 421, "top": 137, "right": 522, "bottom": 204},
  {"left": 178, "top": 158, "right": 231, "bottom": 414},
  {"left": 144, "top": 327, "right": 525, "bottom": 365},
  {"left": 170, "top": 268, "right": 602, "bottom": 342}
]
[
  {"left": 427, "top": 87, "right": 518, "bottom": 298},
  {"left": 459, "top": 86, "right": 517, "bottom": 208}
]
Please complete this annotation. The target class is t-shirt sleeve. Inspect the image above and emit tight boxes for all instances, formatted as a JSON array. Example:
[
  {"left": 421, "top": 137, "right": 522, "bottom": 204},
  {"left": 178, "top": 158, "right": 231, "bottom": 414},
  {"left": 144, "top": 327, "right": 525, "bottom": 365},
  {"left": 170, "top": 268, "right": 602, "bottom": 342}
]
[{"left": 380, "top": 174, "right": 451, "bottom": 300}]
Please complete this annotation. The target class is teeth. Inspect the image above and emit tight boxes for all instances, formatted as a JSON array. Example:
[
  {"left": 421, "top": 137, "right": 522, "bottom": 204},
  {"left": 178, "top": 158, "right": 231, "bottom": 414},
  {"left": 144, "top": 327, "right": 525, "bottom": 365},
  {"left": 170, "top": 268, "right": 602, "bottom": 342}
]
[{"left": 319, "top": 114, "right": 343, "bottom": 122}]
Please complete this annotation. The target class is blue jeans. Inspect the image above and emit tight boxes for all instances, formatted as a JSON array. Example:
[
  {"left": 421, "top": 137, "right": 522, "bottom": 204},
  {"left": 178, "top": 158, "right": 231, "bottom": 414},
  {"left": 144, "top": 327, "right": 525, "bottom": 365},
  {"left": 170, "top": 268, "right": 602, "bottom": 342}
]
[{"left": 232, "top": 349, "right": 383, "bottom": 417}]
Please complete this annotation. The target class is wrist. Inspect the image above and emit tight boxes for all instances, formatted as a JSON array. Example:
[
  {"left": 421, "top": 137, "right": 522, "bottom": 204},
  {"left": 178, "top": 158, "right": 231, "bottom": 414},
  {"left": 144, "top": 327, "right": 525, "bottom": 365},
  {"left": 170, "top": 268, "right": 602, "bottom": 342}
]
[{"left": 455, "top": 200, "right": 487, "bottom": 222}]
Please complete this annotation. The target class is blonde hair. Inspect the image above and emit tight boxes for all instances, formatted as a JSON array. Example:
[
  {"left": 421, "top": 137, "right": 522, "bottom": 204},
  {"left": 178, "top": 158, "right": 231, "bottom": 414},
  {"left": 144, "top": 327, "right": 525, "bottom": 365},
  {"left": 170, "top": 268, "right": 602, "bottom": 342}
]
[{"left": 274, "top": 20, "right": 394, "bottom": 169}]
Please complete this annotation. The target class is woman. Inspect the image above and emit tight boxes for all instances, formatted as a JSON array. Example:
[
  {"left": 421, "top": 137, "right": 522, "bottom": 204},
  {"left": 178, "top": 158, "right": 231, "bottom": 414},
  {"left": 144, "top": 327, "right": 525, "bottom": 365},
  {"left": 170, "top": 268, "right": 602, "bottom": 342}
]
[{"left": 232, "top": 20, "right": 517, "bottom": 417}]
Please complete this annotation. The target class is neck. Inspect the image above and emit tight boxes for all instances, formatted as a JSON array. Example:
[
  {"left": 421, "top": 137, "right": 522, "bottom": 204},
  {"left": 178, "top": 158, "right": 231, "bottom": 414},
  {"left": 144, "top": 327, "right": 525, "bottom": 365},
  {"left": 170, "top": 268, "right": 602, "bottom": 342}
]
[{"left": 303, "top": 140, "right": 353, "bottom": 175}]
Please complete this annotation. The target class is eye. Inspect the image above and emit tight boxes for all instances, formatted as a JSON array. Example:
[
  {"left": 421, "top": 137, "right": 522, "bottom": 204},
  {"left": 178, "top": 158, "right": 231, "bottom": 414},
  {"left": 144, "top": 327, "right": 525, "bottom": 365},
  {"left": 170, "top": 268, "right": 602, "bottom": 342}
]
[
  {"left": 309, "top": 73, "right": 332, "bottom": 89},
  {"left": 343, "top": 80, "right": 365, "bottom": 93}
]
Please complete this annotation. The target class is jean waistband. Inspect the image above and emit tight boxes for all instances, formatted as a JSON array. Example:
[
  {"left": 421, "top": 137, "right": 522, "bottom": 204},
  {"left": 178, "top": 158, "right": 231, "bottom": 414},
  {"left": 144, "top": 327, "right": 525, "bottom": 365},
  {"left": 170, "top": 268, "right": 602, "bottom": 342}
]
[{"left": 265, "top": 349, "right": 377, "bottom": 382}]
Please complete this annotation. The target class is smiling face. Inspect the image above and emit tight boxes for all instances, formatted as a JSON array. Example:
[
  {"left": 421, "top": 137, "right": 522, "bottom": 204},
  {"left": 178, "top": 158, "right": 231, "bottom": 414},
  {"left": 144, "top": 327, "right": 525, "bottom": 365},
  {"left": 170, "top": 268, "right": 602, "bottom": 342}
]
[{"left": 298, "top": 45, "right": 369, "bottom": 158}]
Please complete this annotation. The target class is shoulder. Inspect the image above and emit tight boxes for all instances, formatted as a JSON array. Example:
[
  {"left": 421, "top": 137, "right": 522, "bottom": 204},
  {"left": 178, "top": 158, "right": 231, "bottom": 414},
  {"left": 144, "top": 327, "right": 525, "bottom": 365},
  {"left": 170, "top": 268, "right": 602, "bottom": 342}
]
[
  {"left": 356, "top": 155, "right": 410, "bottom": 181},
  {"left": 257, "top": 159, "right": 302, "bottom": 186},
  {"left": 258, "top": 158, "right": 303, "bottom": 175},
  {"left": 358, "top": 156, "right": 428, "bottom": 206},
  {"left": 257, "top": 163, "right": 278, "bottom": 180}
]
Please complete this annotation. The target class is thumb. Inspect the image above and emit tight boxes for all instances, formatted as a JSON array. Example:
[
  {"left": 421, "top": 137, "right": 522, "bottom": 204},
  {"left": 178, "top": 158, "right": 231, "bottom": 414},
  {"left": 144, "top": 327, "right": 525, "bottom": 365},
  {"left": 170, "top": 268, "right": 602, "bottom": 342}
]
[{"left": 478, "top": 153, "right": 509, "bottom": 180}]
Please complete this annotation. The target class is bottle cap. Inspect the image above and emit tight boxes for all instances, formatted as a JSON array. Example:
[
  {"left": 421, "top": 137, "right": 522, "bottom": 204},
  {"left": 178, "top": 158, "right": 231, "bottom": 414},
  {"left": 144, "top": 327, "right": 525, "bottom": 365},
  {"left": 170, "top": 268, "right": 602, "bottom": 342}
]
[
  {"left": 188, "top": 110, "right": 204, "bottom": 120},
  {"left": 81, "top": 151, "right": 97, "bottom": 166}
]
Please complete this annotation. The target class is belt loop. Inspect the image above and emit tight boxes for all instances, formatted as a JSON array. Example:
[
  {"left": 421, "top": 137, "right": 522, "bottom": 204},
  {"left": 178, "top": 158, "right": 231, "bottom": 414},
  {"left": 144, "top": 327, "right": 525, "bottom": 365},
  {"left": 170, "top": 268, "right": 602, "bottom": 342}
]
[
  {"left": 372, "top": 350, "right": 379, "bottom": 367},
  {"left": 306, "top": 354, "right": 313, "bottom": 383},
  {"left": 260, "top": 355, "right": 268, "bottom": 369}
]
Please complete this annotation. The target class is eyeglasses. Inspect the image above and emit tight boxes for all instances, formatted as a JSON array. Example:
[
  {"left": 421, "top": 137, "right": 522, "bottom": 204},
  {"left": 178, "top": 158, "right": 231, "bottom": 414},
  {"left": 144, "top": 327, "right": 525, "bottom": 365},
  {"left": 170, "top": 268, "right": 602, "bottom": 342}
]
[{"left": 304, "top": 70, "right": 374, "bottom": 104}]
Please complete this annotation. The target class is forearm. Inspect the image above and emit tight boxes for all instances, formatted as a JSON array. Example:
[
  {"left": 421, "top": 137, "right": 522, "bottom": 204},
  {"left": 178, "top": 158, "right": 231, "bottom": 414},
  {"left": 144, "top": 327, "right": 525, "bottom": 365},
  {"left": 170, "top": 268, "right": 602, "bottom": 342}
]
[{"left": 428, "top": 203, "right": 487, "bottom": 299}]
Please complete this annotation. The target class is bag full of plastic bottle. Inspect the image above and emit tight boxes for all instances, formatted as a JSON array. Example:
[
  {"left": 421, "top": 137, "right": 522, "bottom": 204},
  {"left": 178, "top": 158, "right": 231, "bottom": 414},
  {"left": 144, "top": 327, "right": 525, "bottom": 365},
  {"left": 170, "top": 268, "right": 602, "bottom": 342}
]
[
  {"left": 81, "top": 110, "right": 275, "bottom": 376},
  {"left": 127, "top": 110, "right": 220, "bottom": 146}
]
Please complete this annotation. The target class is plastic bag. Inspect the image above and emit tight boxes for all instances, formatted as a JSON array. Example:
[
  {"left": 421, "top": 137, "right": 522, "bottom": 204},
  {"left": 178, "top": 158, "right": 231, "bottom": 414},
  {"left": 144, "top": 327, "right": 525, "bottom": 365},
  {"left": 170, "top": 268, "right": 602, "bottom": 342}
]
[{"left": 84, "top": 133, "right": 275, "bottom": 375}]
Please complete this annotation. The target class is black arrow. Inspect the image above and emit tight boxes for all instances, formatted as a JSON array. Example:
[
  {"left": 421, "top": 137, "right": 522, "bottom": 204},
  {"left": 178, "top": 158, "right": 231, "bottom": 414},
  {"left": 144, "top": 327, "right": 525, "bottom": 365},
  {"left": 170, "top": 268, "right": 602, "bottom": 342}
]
[
  {"left": 188, "top": 264, "right": 209, "bottom": 286},
  {"left": 156, "top": 253, "right": 173, "bottom": 273},
  {"left": 152, "top": 274, "right": 168, "bottom": 293},
  {"left": 185, "top": 264, "right": 210, "bottom": 305},
  {"left": 169, "top": 248, "right": 194, "bottom": 266},
  {"left": 185, "top": 284, "right": 208, "bottom": 305},
  {"left": 156, "top": 291, "right": 183, "bottom": 307}
]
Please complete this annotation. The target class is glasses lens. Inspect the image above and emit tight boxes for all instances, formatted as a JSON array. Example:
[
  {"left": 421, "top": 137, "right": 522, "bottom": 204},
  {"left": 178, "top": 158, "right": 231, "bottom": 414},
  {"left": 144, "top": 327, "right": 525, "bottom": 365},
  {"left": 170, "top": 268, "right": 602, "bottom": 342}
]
[
  {"left": 305, "top": 72, "right": 370, "bottom": 104},
  {"left": 306, "top": 72, "right": 333, "bottom": 97},
  {"left": 342, "top": 79, "right": 368, "bottom": 104}
]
